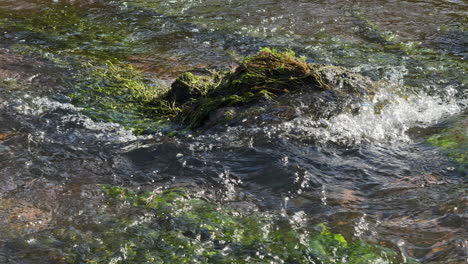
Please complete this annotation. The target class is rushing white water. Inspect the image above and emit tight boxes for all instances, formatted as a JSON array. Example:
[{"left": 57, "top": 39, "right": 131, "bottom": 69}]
[
  {"left": 198, "top": 87, "right": 463, "bottom": 149},
  {"left": 278, "top": 89, "right": 463, "bottom": 145}
]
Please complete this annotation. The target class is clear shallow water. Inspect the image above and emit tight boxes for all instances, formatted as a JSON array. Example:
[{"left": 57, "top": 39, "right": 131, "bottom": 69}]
[{"left": 0, "top": 0, "right": 467, "bottom": 263}]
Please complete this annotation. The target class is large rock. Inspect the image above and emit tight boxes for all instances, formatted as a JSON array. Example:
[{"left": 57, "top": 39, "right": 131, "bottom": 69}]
[{"left": 160, "top": 48, "right": 378, "bottom": 128}]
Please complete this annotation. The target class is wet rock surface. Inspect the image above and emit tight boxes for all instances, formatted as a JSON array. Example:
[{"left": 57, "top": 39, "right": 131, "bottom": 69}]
[{"left": 0, "top": 48, "right": 67, "bottom": 94}]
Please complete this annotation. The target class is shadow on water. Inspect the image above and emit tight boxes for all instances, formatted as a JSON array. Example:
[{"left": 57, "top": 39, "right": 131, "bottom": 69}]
[{"left": 0, "top": 0, "right": 467, "bottom": 263}]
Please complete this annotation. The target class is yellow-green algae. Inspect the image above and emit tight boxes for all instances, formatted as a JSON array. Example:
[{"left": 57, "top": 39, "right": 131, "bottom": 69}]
[
  {"left": 353, "top": 12, "right": 398, "bottom": 44},
  {"left": 427, "top": 117, "right": 467, "bottom": 165},
  {"left": 18, "top": 185, "right": 412, "bottom": 264},
  {"left": 0, "top": 0, "right": 136, "bottom": 61},
  {"left": 69, "top": 62, "right": 178, "bottom": 134}
]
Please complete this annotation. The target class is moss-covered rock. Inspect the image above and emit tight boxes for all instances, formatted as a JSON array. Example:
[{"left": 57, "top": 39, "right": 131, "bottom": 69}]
[
  {"left": 220, "top": 48, "right": 330, "bottom": 95},
  {"left": 163, "top": 48, "right": 376, "bottom": 128},
  {"left": 165, "top": 70, "right": 222, "bottom": 105}
]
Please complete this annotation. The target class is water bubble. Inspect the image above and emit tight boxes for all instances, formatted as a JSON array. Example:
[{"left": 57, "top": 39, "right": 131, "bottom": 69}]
[
  {"left": 281, "top": 156, "right": 289, "bottom": 166},
  {"left": 248, "top": 137, "right": 254, "bottom": 148},
  {"left": 289, "top": 211, "right": 307, "bottom": 228},
  {"left": 321, "top": 185, "right": 327, "bottom": 206}
]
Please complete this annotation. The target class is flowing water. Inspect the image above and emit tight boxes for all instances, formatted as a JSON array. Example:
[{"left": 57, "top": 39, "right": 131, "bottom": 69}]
[{"left": 0, "top": 0, "right": 467, "bottom": 263}]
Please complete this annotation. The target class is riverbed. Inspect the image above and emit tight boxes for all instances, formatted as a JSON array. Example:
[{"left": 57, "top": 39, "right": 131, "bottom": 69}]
[{"left": 0, "top": 0, "right": 466, "bottom": 263}]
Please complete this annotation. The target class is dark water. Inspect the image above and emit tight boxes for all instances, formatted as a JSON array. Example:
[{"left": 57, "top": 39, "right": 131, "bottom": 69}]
[{"left": 0, "top": 0, "right": 467, "bottom": 263}]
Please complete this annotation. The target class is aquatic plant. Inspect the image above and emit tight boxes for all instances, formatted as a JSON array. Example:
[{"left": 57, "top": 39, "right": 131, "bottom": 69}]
[
  {"left": 0, "top": 0, "right": 135, "bottom": 61},
  {"left": 353, "top": 13, "right": 398, "bottom": 44},
  {"left": 223, "top": 48, "right": 328, "bottom": 93},
  {"left": 69, "top": 62, "right": 178, "bottom": 134},
  {"left": 166, "top": 71, "right": 224, "bottom": 105},
  {"left": 26, "top": 185, "right": 402, "bottom": 263},
  {"left": 427, "top": 118, "right": 467, "bottom": 165},
  {"left": 0, "top": 78, "right": 21, "bottom": 90}
]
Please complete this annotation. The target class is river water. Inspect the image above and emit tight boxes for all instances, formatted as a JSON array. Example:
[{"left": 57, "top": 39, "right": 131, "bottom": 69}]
[{"left": 0, "top": 0, "right": 466, "bottom": 263}]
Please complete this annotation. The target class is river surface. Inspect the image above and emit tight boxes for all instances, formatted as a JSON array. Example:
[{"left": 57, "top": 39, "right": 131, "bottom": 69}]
[{"left": 0, "top": 0, "right": 467, "bottom": 263}]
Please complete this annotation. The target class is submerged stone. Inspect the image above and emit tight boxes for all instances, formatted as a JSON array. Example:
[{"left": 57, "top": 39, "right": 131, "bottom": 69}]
[
  {"left": 33, "top": 185, "right": 397, "bottom": 263},
  {"left": 0, "top": 198, "right": 51, "bottom": 235},
  {"left": 0, "top": 48, "right": 66, "bottom": 92},
  {"left": 427, "top": 117, "right": 468, "bottom": 165}
]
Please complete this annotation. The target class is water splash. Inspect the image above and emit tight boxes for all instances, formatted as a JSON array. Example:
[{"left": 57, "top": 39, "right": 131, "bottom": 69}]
[
  {"left": 218, "top": 169, "right": 242, "bottom": 200},
  {"left": 320, "top": 185, "right": 327, "bottom": 206},
  {"left": 354, "top": 213, "right": 369, "bottom": 238},
  {"left": 277, "top": 88, "right": 462, "bottom": 145}
]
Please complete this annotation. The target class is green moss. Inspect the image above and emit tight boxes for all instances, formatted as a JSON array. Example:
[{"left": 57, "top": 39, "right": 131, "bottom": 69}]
[
  {"left": 0, "top": 78, "right": 21, "bottom": 90},
  {"left": 227, "top": 47, "right": 331, "bottom": 93},
  {"left": 427, "top": 120, "right": 467, "bottom": 164},
  {"left": 0, "top": 1, "right": 135, "bottom": 61},
  {"left": 69, "top": 62, "right": 179, "bottom": 134},
  {"left": 354, "top": 13, "right": 398, "bottom": 44},
  {"left": 28, "top": 185, "right": 403, "bottom": 263},
  {"left": 165, "top": 71, "right": 224, "bottom": 106},
  {"left": 176, "top": 72, "right": 220, "bottom": 96}
]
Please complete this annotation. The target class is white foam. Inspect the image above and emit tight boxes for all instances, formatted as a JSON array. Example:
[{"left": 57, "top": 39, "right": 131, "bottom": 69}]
[{"left": 277, "top": 88, "right": 463, "bottom": 145}]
